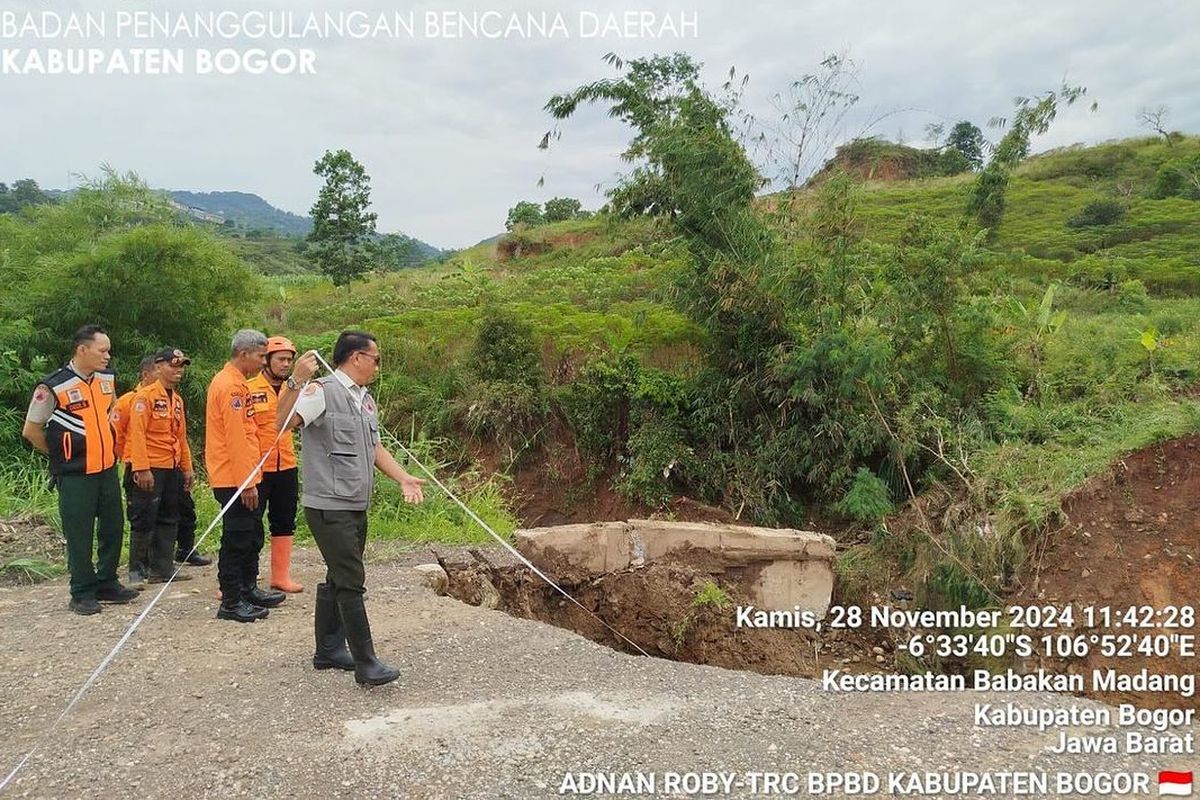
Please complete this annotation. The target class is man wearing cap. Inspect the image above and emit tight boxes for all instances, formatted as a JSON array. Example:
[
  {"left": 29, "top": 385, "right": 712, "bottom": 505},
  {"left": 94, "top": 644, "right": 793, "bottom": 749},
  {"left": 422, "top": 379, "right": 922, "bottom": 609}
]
[
  {"left": 277, "top": 330, "right": 425, "bottom": 685},
  {"left": 247, "top": 336, "right": 305, "bottom": 593},
  {"left": 22, "top": 325, "right": 140, "bottom": 615},
  {"left": 112, "top": 353, "right": 159, "bottom": 584},
  {"left": 127, "top": 348, "right": 196, "bottom": 583},
  {"left": 206, "top": 329, "right": 285, "bottom": 623}
]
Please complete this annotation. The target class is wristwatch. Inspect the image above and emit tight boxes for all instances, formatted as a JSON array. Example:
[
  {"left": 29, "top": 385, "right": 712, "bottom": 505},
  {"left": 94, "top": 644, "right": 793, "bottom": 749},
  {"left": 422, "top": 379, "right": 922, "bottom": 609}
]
[{"left": 286, "top": 376, "right": 301, "bottom": 391}]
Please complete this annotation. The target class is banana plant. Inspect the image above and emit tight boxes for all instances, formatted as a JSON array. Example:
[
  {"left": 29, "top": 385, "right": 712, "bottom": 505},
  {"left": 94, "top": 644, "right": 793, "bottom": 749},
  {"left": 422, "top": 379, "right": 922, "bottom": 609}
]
[{"left": 1011, "top": 283, "right": 1067, "bottom": 401}]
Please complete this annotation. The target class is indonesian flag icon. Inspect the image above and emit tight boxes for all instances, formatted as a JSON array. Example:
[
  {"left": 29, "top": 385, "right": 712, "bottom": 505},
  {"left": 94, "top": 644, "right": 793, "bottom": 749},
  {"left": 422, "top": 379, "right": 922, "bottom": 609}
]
[{"left": 1159, "top": 771, "right": 1194, "bottom": 797}]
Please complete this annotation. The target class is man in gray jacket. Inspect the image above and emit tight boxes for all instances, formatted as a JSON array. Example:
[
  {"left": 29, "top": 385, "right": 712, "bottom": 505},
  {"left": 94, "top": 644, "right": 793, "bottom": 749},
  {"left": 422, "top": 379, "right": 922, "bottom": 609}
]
[{"left": 278, "top": 330, "right": 425, "bottom": 686}]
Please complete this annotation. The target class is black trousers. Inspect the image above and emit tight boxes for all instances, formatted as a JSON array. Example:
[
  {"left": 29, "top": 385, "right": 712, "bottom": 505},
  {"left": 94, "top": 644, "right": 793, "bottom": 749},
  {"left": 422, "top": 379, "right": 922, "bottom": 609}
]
[
  {"left": 127, "top": 467, "right": 181, "bottom": 579},
  {"left": 259, "top": 468, "right": 299, "bottom": 536},
  {"left": 304, "top": 507, "right": 368, "bottom": 604},
  {"left": 175, "top": 485, "right": 197, "bottom": 557},
  {"left": 213, "top": 486, "right": 266, "bottom": 597}
]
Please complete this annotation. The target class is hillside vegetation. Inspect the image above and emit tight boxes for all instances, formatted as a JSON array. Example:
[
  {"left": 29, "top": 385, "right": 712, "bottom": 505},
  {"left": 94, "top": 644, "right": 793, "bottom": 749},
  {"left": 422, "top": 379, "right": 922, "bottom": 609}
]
[
  {"left": 267, "top": 133, "right": 1200, "bottom": 606},
  {"left": 2, "top": 119, "right": 1197, "bottom": 605}
]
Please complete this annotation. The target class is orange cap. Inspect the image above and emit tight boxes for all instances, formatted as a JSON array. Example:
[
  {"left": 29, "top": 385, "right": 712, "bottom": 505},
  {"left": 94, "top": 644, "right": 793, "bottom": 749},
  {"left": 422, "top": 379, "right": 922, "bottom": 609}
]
[{"left": 266, "top": 336, "right": 296, "bottom": 355}]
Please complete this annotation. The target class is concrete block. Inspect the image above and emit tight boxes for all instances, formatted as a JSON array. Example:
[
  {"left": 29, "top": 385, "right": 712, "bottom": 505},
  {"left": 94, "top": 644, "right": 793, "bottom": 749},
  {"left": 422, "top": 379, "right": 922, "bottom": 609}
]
[{"left": 514, "top": 522, "right": 631, "bottom": 575}]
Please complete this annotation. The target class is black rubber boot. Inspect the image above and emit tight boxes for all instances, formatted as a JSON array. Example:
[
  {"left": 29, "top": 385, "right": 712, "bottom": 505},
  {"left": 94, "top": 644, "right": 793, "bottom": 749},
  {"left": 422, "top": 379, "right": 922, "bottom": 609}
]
[
  {"left": 337, "top": 594, "right": 399, "bottom": 686},
  {"left": 128, "top": 527, "right": 150, "bottom": 585},
  {"left": 312, "top": 583, "right": 354, "bottom": 671},
  {"left": 243, "top": 582, "right": 286, "bottom": 609},
  {"left": 216, "top": 597, "right": 269, "bottom": 622}
]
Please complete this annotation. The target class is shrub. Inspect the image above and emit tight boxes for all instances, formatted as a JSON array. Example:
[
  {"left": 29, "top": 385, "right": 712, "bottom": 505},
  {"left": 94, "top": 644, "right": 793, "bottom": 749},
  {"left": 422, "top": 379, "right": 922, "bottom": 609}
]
[
  {"left": 470, "top": 309, "right": 543, "bottom": 387},
  {"left": 1148, "top": 156, "right": 1200, "bottom": 200},
  {"left": 835, "top": 468, "right": 894, "bottom": 522},
  {"left": 1066, "top": 200, "right": 1127, "bottom": 228}
]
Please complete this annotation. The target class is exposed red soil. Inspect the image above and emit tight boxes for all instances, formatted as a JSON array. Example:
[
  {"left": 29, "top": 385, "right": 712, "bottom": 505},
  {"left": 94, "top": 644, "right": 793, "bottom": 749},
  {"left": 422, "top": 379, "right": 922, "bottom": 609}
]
[
  {"left": 1015, "top": 435, "right": 1200, "bottom": 709},
  {"left": 444, "top": 554, "right": 880, "bottom": 679}
]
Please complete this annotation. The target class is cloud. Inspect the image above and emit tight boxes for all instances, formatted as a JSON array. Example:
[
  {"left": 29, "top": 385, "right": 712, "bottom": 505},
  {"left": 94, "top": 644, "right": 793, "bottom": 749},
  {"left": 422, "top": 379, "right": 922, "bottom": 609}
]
[{"left": 1, "top": 0, "right": 1196, "bottom": 248}]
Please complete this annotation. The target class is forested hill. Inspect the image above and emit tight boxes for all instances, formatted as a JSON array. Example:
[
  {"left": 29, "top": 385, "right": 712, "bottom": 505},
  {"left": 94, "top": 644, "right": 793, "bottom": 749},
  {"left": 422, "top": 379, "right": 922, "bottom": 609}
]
[{"left": 168, "top": 190, "right": 445, "bottom": 261}]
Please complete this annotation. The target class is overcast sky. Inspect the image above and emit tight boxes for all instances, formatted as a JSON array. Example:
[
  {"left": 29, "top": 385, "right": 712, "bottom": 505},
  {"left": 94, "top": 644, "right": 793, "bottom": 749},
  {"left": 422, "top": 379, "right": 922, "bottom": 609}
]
[{"left": 2, "top": 0, "right": 1196, "bottom": 249}]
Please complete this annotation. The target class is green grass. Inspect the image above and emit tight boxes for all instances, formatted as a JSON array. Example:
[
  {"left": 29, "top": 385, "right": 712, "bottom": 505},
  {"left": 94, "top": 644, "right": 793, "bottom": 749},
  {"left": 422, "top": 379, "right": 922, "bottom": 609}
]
[
  {"left": 0, "top": 557, "right": 66, "bottom": 582},
  {"left": 0, "top": 461, "right": 59, "bottom": 524}
]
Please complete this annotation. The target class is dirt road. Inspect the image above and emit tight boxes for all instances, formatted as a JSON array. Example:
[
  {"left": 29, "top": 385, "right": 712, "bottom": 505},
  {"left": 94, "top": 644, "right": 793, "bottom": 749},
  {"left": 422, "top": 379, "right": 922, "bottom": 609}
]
[{"left": 0, "top": 546, "right": 1195, "bottom": 799}]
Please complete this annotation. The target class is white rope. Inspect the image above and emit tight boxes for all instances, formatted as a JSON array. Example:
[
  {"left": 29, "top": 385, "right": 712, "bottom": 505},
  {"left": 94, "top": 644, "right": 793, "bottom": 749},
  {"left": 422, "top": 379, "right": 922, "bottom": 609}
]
[
  {"left": 2, "top": 351, "right": 653, "bottom": 793},
  {"left": 0, "top": 381, "right": 300, "bottom": 794},
  {"left": 308, "top": 352, "right": 651, "bottom": 658}
]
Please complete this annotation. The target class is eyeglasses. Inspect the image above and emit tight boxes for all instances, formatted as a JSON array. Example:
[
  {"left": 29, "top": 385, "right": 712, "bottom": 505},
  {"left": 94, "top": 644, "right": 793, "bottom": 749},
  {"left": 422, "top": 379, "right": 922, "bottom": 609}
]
[{"left": 355, "top": 351, "right": 381, "bottom": 365}]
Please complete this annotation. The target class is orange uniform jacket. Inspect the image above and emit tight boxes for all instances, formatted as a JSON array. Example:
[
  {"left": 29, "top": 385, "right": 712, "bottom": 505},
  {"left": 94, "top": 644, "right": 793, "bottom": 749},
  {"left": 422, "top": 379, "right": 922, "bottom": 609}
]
[
  {"left": 111, "top": 389, "right": 136, "bottom": 464},
  {"left": 205, "top": 363, "right": 261, "bottom": 490},
  {"left": 128, "top": 380, "right": 192, "bottom": 473},
  {"left": 246, "top": 373, "right": 297, "bottom": 472}
]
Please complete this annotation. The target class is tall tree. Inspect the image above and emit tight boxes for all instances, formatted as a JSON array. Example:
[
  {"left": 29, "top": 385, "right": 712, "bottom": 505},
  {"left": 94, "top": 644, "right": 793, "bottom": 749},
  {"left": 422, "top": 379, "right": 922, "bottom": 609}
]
[
  {"left": 967, "top": 85, "right": 1094, "bottom": 232},
  {"left": 505, "top": 201, "right": 543, "bottom": 230},
  {"left": 945, "top": 121, "right": 985, "bottom": 170},
  {"left": 543, "top": 196, "right": 583, "bottom": 222},
  {"left": 307, "top": 149, "right": 378, "bottom": 288},
  {"left": 0, "top": 179, "right": 54, "bottom": 214},
  {"left": 766, "top": 52, "right": 861, "bottom": 190},
  {"left": 1136, "top": 105, "right": 1175, "bottom": 146}
]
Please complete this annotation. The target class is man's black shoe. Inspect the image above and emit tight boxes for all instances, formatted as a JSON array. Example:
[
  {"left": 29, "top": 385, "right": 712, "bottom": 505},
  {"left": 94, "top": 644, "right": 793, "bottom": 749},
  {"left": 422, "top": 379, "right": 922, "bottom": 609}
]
[
  {"left": 216, "top": 598, "right": 269, "bottom": 623},
  {"left": 96, "top": 583, "right": 139, "bottom": 603},
  {"left": 243, "top": 584, "right": 286, "bottom": 608},
  {"left": 176, "top": 552, "right": 212, "bottom": 567},
  {"left": 69, "top": 596, "right": 101, "bottom": 615},
  {"left": 146, "top": 572, "right": 192, "bottom": 583}
]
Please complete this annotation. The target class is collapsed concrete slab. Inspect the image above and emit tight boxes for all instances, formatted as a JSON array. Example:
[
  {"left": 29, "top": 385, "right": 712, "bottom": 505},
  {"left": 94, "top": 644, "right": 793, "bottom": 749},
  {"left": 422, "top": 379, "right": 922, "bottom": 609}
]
[{"left": 514, "top": 520, "right": 835, "bottom": 616}]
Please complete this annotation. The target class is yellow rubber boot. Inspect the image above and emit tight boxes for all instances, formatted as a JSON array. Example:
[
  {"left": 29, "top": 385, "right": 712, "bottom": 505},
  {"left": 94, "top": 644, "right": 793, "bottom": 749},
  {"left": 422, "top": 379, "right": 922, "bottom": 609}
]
[{"left": 269, "top": 534, "right": 304, "bottom": 593}]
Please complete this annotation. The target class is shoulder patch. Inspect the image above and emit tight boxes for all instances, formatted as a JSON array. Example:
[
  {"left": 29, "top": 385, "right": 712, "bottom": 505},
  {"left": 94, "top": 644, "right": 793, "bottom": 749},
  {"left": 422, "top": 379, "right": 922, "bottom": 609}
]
[
  {"left": 134, "top": 400, "right": 146, "bottom": 413},
  {"left": 303, "top": 383, "right": 319, "bottom": 396},
  {"left": 231, "top": 396, "right": 242, "bottom": 410},
  {"left": 33, "top": 386, "right": 49, "bottom": 403}
]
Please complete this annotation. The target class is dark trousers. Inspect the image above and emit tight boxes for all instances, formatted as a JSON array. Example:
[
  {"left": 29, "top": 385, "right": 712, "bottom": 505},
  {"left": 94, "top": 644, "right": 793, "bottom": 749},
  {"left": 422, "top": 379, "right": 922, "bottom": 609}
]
[
  {"left": 122, "top": 465, "right": 144, "bottom": 574},
  {"left": 175, "top": 485, "right": 197, "bottom": 557},
  {"left": 213, "top": 486, "right": 266, "bottom": 597},
  {"left": 59, "top": 467, "right": 124, "bottom": 599},
  {"left": 304, "top": 507, "right": 368, "bottom": 603},
  {"left": 259, "top": 468, "right": 299, "bottom": 536},
  {"left": 127, "top": 467, "right": 181, "bottom": 579}
]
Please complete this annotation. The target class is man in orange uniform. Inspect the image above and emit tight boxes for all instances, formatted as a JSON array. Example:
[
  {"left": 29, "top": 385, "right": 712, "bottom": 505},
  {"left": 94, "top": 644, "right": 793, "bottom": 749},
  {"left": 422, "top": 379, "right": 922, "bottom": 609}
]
[
  {"left": 127, "top": 348, "right": 196, "bottom": 583},
  {"left": 205, "top": 329, "right": 285, "bottom": 622},
  {"left": 247, "top": 336, "right": 304, "bottom": 593},
  {"left": 112, "top": 354, "right": 158, "bottom": 584}
]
